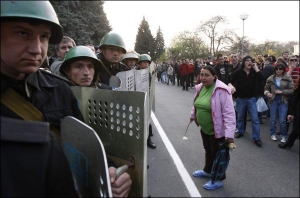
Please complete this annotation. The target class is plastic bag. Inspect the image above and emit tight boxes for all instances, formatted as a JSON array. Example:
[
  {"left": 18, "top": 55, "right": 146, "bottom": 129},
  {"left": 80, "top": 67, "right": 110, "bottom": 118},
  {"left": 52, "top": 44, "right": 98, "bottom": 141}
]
[{"left": 256, "top": 97, "right": 268, "bottom": 112}]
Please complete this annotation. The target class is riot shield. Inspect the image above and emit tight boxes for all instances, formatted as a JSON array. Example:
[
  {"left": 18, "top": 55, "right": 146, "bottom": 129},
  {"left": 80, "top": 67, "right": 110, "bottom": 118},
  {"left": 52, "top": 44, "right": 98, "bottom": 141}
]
[
  {"left": 71, "top": 87, "right": 148, "bottom": 197},
  {"left": 61, "top": 116, "right": 112, "bottom": 197},
  {"left": 109, "top": 76, "right": 121, "bottom": 89},
  {"left": 149, "top": 63, "right": 156, "bottom": 112},
  {"left": 116, "top": 70, "right": 135, "bottom": 91}
]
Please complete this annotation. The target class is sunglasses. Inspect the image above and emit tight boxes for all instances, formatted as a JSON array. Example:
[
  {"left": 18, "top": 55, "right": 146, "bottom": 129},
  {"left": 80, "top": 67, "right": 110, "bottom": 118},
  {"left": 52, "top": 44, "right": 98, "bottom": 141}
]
[
  {"left": 289, "top": 59, "right": 297, "bottom": 62},
  {"left": 275, "top": 68, "right": 284, "bottom": 70}
]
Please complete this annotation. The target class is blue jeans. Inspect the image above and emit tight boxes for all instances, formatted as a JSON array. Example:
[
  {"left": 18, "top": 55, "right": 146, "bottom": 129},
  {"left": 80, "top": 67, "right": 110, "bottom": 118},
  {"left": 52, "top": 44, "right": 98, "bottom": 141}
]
[
  {"left": 236, "top": 97, "right": 261, "bottom": 140},
  {"left": 161, "top": 72, "right": 168, "bottom": 83},
  {"left": 269, "top": 98, "right": 288, "bottom": 138}
]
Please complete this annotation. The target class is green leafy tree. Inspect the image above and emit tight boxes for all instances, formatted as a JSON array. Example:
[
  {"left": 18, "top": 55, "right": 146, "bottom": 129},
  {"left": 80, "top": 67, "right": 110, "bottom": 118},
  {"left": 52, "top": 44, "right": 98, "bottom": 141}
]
[
  {"left": 134, "top": 17, "right": 155, "bottom": 58},
  {"left": 153, "top": 26, "right": 165, "bottom": 61},
  {"left": 49, "top": 1, "right": 111, "bottom": 56},
  {"left": 168, "top": 30, "right": 209, "bottom": 61}
]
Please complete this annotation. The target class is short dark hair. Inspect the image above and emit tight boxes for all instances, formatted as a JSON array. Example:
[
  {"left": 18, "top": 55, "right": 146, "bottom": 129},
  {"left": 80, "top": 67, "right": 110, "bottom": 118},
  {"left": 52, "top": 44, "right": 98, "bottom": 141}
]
[
  {"left": 216, "top": 54, "right": 223, "bottom": 60},
  {"left": 55, "top": 36, "right": 76, "bottom": 51}
]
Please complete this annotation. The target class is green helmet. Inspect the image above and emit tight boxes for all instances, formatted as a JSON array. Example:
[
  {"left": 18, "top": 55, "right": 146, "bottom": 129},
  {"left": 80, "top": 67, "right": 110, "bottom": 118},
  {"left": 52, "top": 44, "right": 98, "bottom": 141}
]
[
  {"left": 121, "top": 51, "right": 139, "bottom": 62},
  {"left": 1, "top": 1, "right": 63, "bottom": 44},
  {"left": 137, "top": 54, "right": 151, "bottom": 64},
  {"left": 60, "top": 46, "right": 100, "bottom": 82},
  {"left": 99, "top": 32, "right": 126, "bottom": 54}
]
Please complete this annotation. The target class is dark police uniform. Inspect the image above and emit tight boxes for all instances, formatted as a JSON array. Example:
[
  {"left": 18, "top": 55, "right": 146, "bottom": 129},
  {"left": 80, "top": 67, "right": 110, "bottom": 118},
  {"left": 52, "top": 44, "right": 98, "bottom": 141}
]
[
  {"left": 1, "top": 117, "right": 79, "bottom": 197},
  {"left": 1, "top": 69, "right": 84, "bottom": 131},
  {"left": 98, "top": 53, "right": 130, "bottom": 86}
]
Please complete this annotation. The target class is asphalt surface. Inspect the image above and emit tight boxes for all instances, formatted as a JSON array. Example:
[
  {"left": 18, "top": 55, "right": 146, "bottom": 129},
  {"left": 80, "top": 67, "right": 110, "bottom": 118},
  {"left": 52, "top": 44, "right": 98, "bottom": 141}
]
[{"left": 147, "top": 78, "right": 299, "bottom": 197}]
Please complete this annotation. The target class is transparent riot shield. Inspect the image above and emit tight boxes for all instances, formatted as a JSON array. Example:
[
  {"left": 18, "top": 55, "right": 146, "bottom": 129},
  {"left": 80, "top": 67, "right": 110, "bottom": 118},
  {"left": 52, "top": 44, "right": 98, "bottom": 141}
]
[
  {"left": 116, "top": 70, "right": 135, "bottom": 91},
  {"left": 109, "top": 76, "right": 121, "bottom": 89},
  {"left": 61, "top": 116, "right": 112, "bottom": 197},
  {"left": 135, "top": 68, "right": 150, "bottom": 123},
  {"left": 149, "top": 63, "right": 156, "bottom": 112},
  {"left": 71, "top": 87, "right": 147, "bottom": 197}
]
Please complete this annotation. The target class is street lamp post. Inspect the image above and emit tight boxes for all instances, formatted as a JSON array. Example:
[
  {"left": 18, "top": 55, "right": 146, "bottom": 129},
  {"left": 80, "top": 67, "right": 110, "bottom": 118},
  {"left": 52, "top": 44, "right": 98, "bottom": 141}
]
[{"left": 240, "top": 14, "right": 249, "bottom": 58}]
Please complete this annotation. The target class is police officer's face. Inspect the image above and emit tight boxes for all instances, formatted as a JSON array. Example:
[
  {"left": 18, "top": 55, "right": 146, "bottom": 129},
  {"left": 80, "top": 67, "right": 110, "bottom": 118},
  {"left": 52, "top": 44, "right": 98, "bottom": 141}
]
[
  {"left": 124, "top": 58, "right": 137, "bottom": 69},
  {"left": 1, "top": 21, "right": 51, "bottom": 79},
  {"left": 57, "top": 41, "right": 74, "bottom": 59},
  {"left": 139, "top": 61, "right": 149, "bottom": 69},
  {"left": 65, "top": 59, "right": 95, "bottom": 86},
  {"left": 102, "top": 46, "right": 123, "bottom": 64}
]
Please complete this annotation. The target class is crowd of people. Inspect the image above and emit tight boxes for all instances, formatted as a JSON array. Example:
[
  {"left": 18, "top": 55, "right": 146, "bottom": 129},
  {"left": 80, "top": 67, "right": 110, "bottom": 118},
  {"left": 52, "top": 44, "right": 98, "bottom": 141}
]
[
  {"left": 154, "top": 53, "right": 299, "bottom": 148},
  {"left": 153, "top": 53, "right": 299, "bottom": 190}
]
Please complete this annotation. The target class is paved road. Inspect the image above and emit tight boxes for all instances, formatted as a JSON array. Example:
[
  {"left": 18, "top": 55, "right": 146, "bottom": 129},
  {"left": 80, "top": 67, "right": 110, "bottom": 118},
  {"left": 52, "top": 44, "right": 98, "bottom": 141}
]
[{"left": 147, "top": 79, "right": 299, "bottom": 197}]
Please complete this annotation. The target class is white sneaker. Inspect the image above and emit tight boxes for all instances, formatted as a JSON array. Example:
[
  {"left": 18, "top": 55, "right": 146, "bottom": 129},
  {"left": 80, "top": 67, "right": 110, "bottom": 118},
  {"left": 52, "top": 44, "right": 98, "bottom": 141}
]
[
  {"left": 281, "top": 137, "right": 287, "bottom": 143},
  {"left": 271, "top": 135, "right": 277, "bottom": 141}
]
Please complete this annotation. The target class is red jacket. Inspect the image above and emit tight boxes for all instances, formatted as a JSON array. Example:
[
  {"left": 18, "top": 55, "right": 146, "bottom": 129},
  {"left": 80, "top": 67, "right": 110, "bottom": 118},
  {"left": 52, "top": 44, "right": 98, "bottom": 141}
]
[
  {"left": 188, "top": 64, "right": 194, "bottom": 74},
  {"left": 180, "top": 63, "right": 189, "bottom": 75}
]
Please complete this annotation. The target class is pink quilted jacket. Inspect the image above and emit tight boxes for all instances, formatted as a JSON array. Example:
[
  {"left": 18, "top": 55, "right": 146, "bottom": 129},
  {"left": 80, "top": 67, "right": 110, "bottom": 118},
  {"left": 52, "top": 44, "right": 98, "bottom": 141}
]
[{"left": 190, "top": 79, "right": 236, "bottom": 139}]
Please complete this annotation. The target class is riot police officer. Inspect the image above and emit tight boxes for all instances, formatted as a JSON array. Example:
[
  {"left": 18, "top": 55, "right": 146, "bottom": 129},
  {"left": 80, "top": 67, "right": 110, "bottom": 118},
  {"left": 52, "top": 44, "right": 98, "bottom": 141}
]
[
  {"left": 136, "top": 54, "right": 156, "bottom": 149},
  {"left": 121, "top": 51, "right": 139, "bottom": 69},
  {"left": 1, "top": 1, "right": 81, "bottom": 196},
  {"left": 1, "top": 1, "right": 131, "bottom": 197},
  {"left": 60, "top": 46, "right": 112, "bottom": 90},
  {"left": 98, "top": 32, "right": 130, "bottom": 86}
]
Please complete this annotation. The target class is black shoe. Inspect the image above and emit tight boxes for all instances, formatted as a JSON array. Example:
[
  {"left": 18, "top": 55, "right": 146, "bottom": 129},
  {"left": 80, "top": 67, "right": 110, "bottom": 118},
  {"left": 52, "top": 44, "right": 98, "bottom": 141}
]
[
  {"left": 254, "top": 140, "right": 262, "bottom": 147},
  {"left": 234, "top": 133, "right": 244, "bottom": 138},
  {"left": 259, "top": 120, "right": 263, "bottom": 124},
  {"left": 147, "top": 138, "right": 156, "bottom": 149},
  {"left": 186, "top": 89, "right": 189, "bottom": 91},
  {"left": 147, "top": 165, "right": 149, "bottom": 169},
  {"left": 278, "top": 142, "right": 293, "bottom": 149}
]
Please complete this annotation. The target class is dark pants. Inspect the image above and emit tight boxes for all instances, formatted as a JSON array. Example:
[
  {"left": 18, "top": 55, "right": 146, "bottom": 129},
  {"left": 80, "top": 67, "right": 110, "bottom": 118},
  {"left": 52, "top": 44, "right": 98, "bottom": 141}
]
[
  {"left": 287, "top": 112, "right": 299, "bottom": 145},
  {"left": 181, "top": 75, "right": 189, "bottom": 90},
  {"left": 176, "top": 73, "right": 181, "bottom": 86},
  {"left": 189, "top": 73, "right": 194, "bottom": 87},
  {"left": 157, "top": 72, "right": 162, "bottom": 82},
  {"left": 200, "top": 130, "right": 226, "bottom": 180}
]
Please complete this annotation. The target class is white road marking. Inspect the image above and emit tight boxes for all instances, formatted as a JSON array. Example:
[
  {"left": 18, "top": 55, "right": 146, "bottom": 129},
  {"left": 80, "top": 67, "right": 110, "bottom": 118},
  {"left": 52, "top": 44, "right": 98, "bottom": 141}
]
[{"left": 151, "top": 111, "right": 202, "bottom": 197}]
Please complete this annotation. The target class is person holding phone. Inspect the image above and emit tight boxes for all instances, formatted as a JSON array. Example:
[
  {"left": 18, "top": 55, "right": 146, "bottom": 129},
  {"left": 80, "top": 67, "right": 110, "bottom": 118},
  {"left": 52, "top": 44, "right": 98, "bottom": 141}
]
[{"left": 228, "top": 56, "right": 265, "bottom": 147}]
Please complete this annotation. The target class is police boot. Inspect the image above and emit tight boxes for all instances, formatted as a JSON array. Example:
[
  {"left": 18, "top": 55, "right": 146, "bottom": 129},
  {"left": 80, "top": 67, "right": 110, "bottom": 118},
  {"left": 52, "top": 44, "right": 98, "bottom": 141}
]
[
  {"left": 149, "top": 124, "right": 153, "bottom": 137},
  {"left": 147, "top": 136, "right": 156, "bottom": 149}
]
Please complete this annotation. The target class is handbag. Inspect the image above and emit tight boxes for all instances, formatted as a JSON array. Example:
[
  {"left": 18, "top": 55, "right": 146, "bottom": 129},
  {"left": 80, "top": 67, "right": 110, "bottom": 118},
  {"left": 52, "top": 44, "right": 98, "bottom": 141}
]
[{"left": 256, "top": 97, "right": 268, "bottom": 112}]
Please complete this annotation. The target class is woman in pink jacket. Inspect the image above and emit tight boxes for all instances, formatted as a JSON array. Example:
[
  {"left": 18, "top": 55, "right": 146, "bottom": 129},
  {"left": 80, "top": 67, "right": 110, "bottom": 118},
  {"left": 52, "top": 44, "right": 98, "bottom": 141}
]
[{"left": 190, "top": 65, "right": 236, "bottom": 190}]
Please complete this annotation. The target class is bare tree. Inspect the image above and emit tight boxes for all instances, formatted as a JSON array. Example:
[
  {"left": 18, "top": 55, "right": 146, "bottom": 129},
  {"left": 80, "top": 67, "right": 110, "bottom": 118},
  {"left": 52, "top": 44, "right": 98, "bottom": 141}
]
[{"left": 197, "top": 16, "right": 237, "bottom": 56}]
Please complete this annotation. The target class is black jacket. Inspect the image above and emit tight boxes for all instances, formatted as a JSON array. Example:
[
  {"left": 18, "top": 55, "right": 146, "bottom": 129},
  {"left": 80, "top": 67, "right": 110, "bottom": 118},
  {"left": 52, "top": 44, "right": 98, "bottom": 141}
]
[
  {"left": 1, "top": 117, "right": 79, "bottom": 197},
  {"left": 98, "top": 53, "right": 130, "bottom": 86},
  {"left": 1, "top": 69, "right": 84, "bottom": 131},
  {"left": 230, "top": 68, "right": 265, "bottom": 98},
  {"left": 214, "top": 63, "right": 234, "bottom": 85}
]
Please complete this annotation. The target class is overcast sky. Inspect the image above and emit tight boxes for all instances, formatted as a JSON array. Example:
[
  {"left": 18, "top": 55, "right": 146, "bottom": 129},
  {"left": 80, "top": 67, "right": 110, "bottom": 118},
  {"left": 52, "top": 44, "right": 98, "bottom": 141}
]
[{"left": 103, "top": 1, "right": 299, "bottom": 51}]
